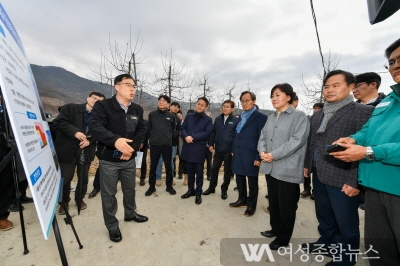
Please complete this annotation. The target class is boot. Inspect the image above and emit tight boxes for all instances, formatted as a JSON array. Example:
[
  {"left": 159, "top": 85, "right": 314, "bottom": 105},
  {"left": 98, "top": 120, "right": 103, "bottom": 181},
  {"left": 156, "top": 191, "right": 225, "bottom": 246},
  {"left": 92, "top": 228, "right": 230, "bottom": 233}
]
[{"left": 183, "top": 174, "right": 188, "bottom": 186}]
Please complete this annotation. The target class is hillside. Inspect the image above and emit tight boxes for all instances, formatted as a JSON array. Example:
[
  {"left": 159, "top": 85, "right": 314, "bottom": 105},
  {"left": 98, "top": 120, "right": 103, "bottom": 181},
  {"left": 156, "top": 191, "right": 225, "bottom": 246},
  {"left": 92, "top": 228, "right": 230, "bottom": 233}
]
[{"left": 31, "top": 64, "right": 274, "bottom": 118}]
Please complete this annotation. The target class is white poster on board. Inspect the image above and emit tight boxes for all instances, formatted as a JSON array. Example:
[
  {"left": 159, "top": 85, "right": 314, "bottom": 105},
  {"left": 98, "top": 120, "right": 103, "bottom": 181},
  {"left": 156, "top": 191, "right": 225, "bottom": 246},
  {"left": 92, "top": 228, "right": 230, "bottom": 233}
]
[{"left": 0, "top": 3, "right": 61, "bottom": 240}]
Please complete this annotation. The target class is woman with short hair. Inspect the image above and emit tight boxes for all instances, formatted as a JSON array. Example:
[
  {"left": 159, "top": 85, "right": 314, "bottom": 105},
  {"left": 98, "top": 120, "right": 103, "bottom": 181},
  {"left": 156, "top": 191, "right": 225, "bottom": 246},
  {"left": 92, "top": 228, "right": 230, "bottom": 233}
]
[{"left": 257, "top": 83, "right": 310, "bottom": 250}]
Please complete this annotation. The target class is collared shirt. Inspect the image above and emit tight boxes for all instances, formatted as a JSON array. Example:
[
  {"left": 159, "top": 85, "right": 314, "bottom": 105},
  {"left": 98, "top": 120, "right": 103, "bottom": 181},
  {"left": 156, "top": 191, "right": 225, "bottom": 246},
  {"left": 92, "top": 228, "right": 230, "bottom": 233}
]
[
  {"left": 364, "top": 97, "right": 378, "bottom": 105},
  {"left": 116, "top": 97, "right": 131, "bottom": 113},
  {"left": 224, "top": 115, "right": 229, "bottom": 124}
]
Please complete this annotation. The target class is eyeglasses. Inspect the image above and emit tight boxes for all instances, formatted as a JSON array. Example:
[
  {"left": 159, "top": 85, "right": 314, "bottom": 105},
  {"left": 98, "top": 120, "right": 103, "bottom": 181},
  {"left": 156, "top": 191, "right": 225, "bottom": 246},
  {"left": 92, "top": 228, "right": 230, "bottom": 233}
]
[
  {"left": 384, "top": 57, "right": 400, "bottom": 70},
  {"left": 240, "top": 99, "right": 253, "bottom": 104},
  {"left": 354, "top": 82, "right": 367, "bottom": 89},
  {"left": 116, "top": 82, "right": 137, "bottom": 89}
]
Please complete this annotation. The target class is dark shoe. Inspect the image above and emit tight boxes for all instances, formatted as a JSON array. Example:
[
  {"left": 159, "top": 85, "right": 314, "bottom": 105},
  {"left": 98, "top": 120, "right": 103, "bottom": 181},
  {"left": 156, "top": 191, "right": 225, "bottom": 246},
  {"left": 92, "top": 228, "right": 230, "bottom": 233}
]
[
  {"left": 166, "top": 187, "right": 176, "bottom": 195},
  {"left": 195, "top": 195, "right": 202, "bottom": 205},
  {"left": 181, "top": 190, "right": 195, "bottom": 199},
  {"left": 58, "top": 202, "right": 69, "bottom": 215},
  {"left": 310, "top": 194, "right": 315, "bottom": 200},
  {"left": 300, "top": 190, "right": 311, "bottom": 197},
  {"left": 75, "top": 200, "right": 87, "bottom": 210},
  {"left": 139, "top": 179, "right": 145, "bottom": 186},
  {"left": 202, "top": 188, "right": 215, "bottom": 195},
  {"left": 21, "top": 196, "right": 34, "bottom": 203},
  {"left": 109, "top": 227, "right": 122, "bottom": 242},
  {"left": 359, "top": 203, "right": 365, "bottom": 210},
  {"left": 89, "top": 188, "right": 100, "bottom": 199},
  {"left": 260, "top": 230, "right": 276, "bottom": 238},
  {"left": 265, "top": 194, "right": 269, "bottom": 198},
  {"left": 178, "top": 174, "right": 183, "bottom": 179},
  {"left": 269, "top": 240, "right": 288, "bottom": 250},
  {"left": 145, "top": 187, "right": 156, "bottom": 196},
  {"left": 230, "top": 174, "right": 234, "bottom": 180},
  {"left": 8, "top": 203, "right": 24, "bottom": 212},
  {"left": 124, "top": 212, "right": 148, "bottom": 223},
  {"left": 244, "top": 207, "right": 256, "bottom": 216},
  {"left": 221, "top": 191, "right": 227, "bottom": 200},
  {"left": 229, "top": 199, "right": 247, "bottom": 208},
  {"left": 207, "top": 176, "right": 211, "bottom": 181},
  {"left": 233, "top": 187, "right": 238, "bottom": 191}
]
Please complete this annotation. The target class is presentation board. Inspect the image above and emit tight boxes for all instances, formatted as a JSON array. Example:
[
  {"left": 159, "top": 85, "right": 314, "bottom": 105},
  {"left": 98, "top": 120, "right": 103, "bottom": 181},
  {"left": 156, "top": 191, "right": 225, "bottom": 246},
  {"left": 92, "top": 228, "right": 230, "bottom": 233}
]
[{"left": 0, "top": 3, "right": 61, "bottom": 240}]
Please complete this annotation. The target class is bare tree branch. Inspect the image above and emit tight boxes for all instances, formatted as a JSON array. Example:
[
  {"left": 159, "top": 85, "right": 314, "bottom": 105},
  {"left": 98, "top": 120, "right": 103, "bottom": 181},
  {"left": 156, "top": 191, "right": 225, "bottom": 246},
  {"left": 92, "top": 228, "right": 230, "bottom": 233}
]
[
  {"left": 152, "top": 45, "right": 193, "bottom": 101},
  {"left": 88, "top": 27, "right": 149, "bottom": 99}
]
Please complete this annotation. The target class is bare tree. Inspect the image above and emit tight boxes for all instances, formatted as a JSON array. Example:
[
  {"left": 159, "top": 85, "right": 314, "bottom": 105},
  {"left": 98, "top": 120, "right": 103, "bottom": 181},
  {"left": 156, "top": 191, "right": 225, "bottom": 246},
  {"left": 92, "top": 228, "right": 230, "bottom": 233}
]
[
  {"left": 89, "top": 27, "right": 148, "bottom": 100},
  {"left": 216, "top": 79, "right": 239, "bottom": 103},
  {"left": 186, "top": 87, "right": 199, "bottom": 110},
  {"left": 243, "top": 77, "right": 260, "bottom": 97},
  {"left": 301, "top": 52, "right": 340, "bottom": 111},
  {"left": 195, "top": 67, "right": 213, "bottom": 99},
  {"left": 153, "top": 45, "right": 193, "bottom": 101}
]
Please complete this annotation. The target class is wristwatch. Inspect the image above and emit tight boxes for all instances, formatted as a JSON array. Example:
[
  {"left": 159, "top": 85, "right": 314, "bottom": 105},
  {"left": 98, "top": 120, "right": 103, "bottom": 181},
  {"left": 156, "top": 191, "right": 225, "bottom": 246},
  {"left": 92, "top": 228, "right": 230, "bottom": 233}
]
[{"left": 364, "top": 146, "right": 375, "bottom": 161}]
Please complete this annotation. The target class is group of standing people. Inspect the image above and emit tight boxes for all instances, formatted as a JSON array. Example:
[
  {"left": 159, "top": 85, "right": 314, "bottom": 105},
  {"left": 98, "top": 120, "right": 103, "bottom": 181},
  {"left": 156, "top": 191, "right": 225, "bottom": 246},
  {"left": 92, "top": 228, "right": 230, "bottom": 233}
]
[
  {"left": 255, "top": 38, "right": 400, "bottom": 266},
  {"left": 7, "top": 38, "right": 398, "bottom": 266}
]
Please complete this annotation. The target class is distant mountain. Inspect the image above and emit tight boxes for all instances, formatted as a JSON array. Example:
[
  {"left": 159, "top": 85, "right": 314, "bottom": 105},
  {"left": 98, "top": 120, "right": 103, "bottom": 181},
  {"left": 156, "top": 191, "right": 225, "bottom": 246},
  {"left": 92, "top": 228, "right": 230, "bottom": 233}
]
[
  {"left": 31, "top": 64, "right": 274, "bottom": 118},
  {"left": 31, "top": 64, "right": 156, "bottom": 116}
]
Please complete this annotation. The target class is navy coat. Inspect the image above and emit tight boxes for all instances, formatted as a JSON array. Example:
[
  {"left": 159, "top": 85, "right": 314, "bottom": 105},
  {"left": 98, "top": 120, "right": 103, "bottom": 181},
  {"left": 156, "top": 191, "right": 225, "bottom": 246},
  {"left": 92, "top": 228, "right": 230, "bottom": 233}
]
[
  {"left": 231, "top": 110, "right": 268, "bottom": 177},
  {"left": 208, "top": 113, "right": 239, "bottom": 153},
  {"left": 180, "top": 112, "right": 213, "bottom": 164}
]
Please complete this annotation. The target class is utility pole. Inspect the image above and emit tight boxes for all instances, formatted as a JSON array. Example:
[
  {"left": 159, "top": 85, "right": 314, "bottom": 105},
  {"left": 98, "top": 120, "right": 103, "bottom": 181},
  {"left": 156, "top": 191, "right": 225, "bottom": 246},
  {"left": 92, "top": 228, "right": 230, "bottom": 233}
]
[
  {"left": 310, "top": 0, "right": 326, "bottom": 102},
  {"left": 203, "top": 78, "right": 206, "bottom": 97}
]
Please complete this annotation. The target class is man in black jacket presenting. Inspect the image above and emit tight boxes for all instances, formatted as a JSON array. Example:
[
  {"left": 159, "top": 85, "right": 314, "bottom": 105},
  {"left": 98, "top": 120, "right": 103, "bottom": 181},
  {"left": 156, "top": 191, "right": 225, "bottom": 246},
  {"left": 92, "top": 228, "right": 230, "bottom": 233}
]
[
  {"left": 145, "top": 95, "right": 178, "bottom": 196},
  {"left": 203, "top": 100, "right": 238, "bottom": 200},
  {"left": 55, "top": 91, "right": 105, "bottom": 215},
  {"left": 89, "top": 74, "right": 148, "bottom": 243}
]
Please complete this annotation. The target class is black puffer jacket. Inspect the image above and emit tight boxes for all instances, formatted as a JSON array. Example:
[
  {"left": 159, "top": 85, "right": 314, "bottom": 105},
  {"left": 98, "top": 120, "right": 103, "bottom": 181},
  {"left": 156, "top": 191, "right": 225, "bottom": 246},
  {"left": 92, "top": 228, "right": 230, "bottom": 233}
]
[
  {"left": 89, "top": 96, "right": 146, "bottom": 162},
  {"left": 148, "top": 109, "right": 179, "bottom": 146}
]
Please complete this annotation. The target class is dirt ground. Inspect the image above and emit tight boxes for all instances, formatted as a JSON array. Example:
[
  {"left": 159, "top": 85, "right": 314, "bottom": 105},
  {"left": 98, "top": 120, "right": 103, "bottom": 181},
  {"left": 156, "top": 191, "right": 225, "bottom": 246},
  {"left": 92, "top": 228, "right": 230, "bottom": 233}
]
[{"left": 0, "top": 171, "right": 369, "bottom": 266}]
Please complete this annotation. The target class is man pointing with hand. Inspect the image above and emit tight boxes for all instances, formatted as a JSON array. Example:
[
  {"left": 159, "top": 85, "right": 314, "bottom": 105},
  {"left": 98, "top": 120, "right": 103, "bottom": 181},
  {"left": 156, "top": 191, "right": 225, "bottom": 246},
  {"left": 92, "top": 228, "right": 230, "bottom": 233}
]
[{"left": 89, "top": 74, "right": 148, "bottom": 243}]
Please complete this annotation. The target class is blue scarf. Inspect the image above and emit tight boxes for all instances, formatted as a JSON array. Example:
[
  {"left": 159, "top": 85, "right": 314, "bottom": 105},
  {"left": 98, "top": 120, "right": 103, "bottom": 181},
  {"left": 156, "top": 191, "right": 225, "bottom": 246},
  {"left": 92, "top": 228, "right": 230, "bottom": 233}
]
[{"left": 236, "top": 106, "right": 256, "bottom": 133}]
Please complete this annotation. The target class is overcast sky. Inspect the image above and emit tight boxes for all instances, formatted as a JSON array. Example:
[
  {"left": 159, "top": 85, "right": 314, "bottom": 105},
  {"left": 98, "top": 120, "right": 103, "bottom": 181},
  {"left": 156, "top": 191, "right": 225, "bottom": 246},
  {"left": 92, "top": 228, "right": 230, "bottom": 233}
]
[{"left": 2, "top": 0, "right": 400, "bottom": 112}]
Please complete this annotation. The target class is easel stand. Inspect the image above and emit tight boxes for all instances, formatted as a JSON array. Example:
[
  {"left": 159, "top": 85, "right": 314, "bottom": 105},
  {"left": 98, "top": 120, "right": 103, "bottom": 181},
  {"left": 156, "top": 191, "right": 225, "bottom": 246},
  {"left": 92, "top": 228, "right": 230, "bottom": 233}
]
[
  {"left": 58, "top": 181, "right": 84, "bottom": 250},
  {"left": 0, "top": 145, "right": 29, "bottom": 254},
  {"left": 0, "top": 90, "right": 82, "bottom": 266}
]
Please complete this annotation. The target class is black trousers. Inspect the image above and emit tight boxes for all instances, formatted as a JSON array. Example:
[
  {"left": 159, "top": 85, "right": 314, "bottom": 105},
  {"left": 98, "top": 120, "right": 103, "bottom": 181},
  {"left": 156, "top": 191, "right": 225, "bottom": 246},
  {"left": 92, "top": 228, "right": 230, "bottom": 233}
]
[
  {"left": 93, "top": 167, "right": 100, "bottom": 190},
  {"left": 266, "top": 174, "right": 300, "bottom": 245},
  {"left": 179, "top": 157, "right": 187, "bottom": 175},
  {"left": 140, "top": 147, "right": 148, "bottom": 179},
  {"left": 365, "top": 189, "right": 400, "bottom": 266},
  {"left": 149, "top": 145, "right": 172, "bottom": 189},
  {"left": 303, "top": 175, "right": 312, "bottom": 192},
  {"left": 186, "top": 162, "right": 204, "bottom": 195},
  {"left": 0, "top": 158, "right": 14, "bottom": 220},
  {"left": 59, "top": 149, "right": 90, "bottom": 203},
  {"left": 236, "top": 174, "right": 258, "bottom": 208},
  {"left": 205, "top": 149, "right": 212, "bottom": 177},
  {"left": 208, "top": 151, "right": 232, "bottom": 192},
  {"left": 11, "top": 179, "right": 28, "bottom": 205}
]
